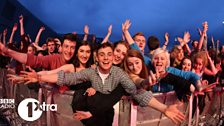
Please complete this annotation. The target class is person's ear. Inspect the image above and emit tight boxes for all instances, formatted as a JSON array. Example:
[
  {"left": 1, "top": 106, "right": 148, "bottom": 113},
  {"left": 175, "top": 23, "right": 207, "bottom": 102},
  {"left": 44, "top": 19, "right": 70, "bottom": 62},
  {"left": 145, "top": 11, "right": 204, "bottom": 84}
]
[{"left": 95, "top": 55, "right": 99, "bottom": 62}]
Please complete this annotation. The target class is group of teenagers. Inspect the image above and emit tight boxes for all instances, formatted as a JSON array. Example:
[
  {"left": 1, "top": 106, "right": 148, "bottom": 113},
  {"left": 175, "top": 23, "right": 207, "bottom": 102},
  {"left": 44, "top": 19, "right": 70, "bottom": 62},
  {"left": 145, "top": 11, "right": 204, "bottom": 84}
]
[{"left": 1, "top": 16, "right": 224, "bottom": 126}]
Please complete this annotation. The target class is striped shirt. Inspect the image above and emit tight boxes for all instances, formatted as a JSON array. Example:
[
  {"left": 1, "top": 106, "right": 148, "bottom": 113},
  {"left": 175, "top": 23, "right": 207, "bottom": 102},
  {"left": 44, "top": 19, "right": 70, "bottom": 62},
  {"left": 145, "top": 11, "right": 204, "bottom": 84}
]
[{"left": 57, "top": 65, "right": 153, "bottom": 107}]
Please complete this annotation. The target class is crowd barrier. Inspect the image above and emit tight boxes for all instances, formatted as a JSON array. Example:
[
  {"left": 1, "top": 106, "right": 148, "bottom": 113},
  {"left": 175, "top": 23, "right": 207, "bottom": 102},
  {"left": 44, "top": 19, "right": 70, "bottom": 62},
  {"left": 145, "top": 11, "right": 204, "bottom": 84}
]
[{"left": 1, "top": 68, "right": 224, "bottom": 126}]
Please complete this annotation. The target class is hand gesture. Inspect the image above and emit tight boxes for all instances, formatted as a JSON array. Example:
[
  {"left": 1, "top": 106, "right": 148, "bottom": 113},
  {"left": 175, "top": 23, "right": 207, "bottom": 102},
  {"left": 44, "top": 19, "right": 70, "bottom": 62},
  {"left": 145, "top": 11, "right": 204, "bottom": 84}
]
[
  {"left": 84, "top": 25, "right": 89, "bottom": 35},
  {"left": 19, "top": 15, "right": 23, "bottom": 23},
  {"left": 164, "top": 32, "right": 169, "bottom": 42},
  {"left": 148, "top": 71, "right": 158, "bottom": 86},
  {"left": 122, "top": 19, "right": 131, "bottom": 32},
  {"left": 20, "top": 69, "right": 38, "bottom": 84},
  {"left": 183, "top": 31, "right": 190, "bottom": 44},
  {"left": 40, "top": 26, "right": 45, "bottom": 31},
  {"left": 108, "top": 24, "right": 112, "bottom": 35},
  {"left": 86, "top": 87, "right": 96, "bottom": 96},
  {"left": 0, "top": 42, "right": 8, "bottom": 55},
  {"left": 12, "top": 23, "right": 18, "bottom": 31},
  {"left": 164, "top": 104, "right": 185, "bottom": 124},
  {"left": 202, "top": 21, "right": 208, "bottom": 34},
  {"left": 197, "top": 28, "right": 202, "bottom": 36},
  {"left": 3, "top": 29, "right": 7, "bottom": 36},
  {"left": 7, "top": 74, "right": 24, "bottom": 84}
]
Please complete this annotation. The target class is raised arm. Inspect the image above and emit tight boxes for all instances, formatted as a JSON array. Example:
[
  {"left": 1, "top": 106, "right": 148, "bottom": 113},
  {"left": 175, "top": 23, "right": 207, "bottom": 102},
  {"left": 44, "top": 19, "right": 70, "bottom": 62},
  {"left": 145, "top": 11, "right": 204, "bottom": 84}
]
[
  {"left": 162, "top": 32, "right": 169, "bottom": 50},
  {"left": 19, "top": 15, "right": 25, "bottom": 36},
  {"left": 3, "top": 29, "right": 7, "bottom": 45},
  {"left": 83, "top": 25, "right": 89, "bottom": 41},
  {"left": 9, "top": 23, "right": 18, "bottom": 44},
  {"left": 216, "top": 40, "right": 219, "bottom": 56},
  {"left": 102, "top": 24, "right": 112, "bottom": 43},
  {"left": 211, "top": 36, "right": 215, "bottom": 49},
  {"left": 197, "top": 22, "right": 208, "bottom": 50},
  {"left": 204, "top": 51, "right": 218, "bottom": 76},
  {"left": 35, "top": 26, "right": 45, "bottom": 45},
  {"left": 122, "top": 19, "right": 135, "bottom": 45}
]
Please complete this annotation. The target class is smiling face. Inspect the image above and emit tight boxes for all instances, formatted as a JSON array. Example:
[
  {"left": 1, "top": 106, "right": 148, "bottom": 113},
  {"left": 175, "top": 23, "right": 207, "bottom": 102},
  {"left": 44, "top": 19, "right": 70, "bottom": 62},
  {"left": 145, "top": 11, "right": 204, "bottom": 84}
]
[
  {"left": 182, "top": 58, "right": 192, "bottom": 71},
  {"left": 61, "top": 39, "right": 76, "bottom": 62},
  {"left": 77, "top": 45, "right": 91, "bottom": 65},
  {"left": 193, "top": 58, "right": 203, "bottom": 71},
  {"left": 96, "top": 47, "right": 114, "bottom": 74},
  {"left": 152, "top": 52, "right": 168, "bottom": 72},
  {"left": 127, "top": 57, "right": 142, "bottom": 75},
  {"left": 113, "top": 43, "right": 128, "bottom": 65}
]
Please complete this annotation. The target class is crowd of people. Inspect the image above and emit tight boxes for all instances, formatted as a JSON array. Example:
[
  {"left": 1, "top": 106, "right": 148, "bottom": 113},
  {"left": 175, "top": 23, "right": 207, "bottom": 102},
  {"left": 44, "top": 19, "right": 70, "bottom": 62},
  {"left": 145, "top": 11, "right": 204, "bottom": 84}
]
[{"left": 1, "top": 15, "right": 224, "bottom": 126}]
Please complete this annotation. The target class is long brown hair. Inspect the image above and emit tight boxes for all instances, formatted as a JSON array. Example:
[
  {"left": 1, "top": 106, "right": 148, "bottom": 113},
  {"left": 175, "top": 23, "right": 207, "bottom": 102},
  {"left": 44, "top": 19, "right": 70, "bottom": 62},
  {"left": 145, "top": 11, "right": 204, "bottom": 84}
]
[{"left": 124, "top": 49, "right": 148, "bottom": 78}]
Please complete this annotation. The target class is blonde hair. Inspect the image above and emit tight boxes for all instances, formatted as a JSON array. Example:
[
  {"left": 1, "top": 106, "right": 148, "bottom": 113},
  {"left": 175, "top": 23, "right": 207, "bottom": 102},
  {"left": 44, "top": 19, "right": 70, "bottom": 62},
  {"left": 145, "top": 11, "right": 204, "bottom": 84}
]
[
  {"left": 152, "top": 48, "right": 170, "bottom": 68},
  {"left": 192, "top": 51, "right": 208, "bottom": 67}
]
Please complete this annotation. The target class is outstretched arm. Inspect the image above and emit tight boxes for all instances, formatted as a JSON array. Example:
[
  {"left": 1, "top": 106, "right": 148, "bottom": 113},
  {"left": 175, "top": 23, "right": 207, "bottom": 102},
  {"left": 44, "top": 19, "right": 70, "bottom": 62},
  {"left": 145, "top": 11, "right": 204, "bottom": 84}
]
[
  {"left": 9, "top": 23, "right": 18, "bottom": 44},
  {"left": 0, "top": 42, "right": 27, "bottom": 64},
  {"left": 102, "top": 24, "right": 112, "bottom": 43},
  {"left": 35, "top": 26, "right": 45, "bottom": 45}
]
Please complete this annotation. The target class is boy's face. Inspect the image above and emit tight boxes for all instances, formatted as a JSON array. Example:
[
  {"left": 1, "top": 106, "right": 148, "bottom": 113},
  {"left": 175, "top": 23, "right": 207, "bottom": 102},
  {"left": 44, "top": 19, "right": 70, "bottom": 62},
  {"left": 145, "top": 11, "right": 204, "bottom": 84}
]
[{"left": 96, "top": 47, "right": 114, "bottom": 74}]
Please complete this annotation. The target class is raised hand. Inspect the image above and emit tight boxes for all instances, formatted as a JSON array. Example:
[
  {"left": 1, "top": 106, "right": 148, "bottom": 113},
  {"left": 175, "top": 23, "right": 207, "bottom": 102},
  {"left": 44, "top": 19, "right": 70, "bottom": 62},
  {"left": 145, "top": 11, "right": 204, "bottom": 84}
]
[
  {"left": 19, "top": 15, "right": 23, "bottom": 23},
  {"left": 183, "top": 31, "right": 190, "bottom": 44},
  {"left": 12, "top": 23, "right": 18, "bottom": 32},
  {"left": 0, "top": 42, "right": 8, "bottom": 55},
  {"left": 202, "top": 21, "right": 208, "bottom": 35},
  {"left": 84, "top": 25, "right": 89, "bottom": 35},
  {"left": 3, "top": 29, "right": 7, "bottom": 36},
  {"left": 197, "top": 28, "right": 202, "bottom": 36},
  {"left": 122, "top": 19, "right": 131, "bottom": 32},
  {"left": 164, "top": 32, "right": 169, "bottom": 42},
  {"left": 108, "top": 24, "right": 112, "bottom": 35},
  {"left": 40, "top": 26, "right": 45, "bottom": 31}
]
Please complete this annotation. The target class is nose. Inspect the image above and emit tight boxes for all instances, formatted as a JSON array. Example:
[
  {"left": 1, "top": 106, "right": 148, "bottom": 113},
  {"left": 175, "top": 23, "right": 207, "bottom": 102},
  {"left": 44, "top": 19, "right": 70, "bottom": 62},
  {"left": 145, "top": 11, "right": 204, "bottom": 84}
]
[
  {"left": 104, "top": 55, "right": 108, "bottom": 60},
  {"left": 83, "top": 52, "right": 87, "bottom": 57}
]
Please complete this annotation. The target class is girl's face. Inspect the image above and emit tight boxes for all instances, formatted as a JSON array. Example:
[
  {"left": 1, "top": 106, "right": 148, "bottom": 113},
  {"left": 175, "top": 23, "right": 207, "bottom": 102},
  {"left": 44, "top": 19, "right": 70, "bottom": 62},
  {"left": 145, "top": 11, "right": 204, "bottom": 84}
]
[
  {"left": 113, "top": 44, "right": 128, "bottom": 65},
  {"left": 127, "top": 57, "right": 142, "bottom": 75},
  {"left": 194, "top": 58, "right": 203, "bottom": 71},
  {"left": 27, "top": 46, "right": 35, "bottom": 55},
  {"left": 152, "top": 52, "right": 167, "bottom": 72},
  {"left": 182, "top": 58, "right": 192, "bottom": 71},
  {"left": 177, "top": 49, "right": 184, "bottom": 61},
  {"left": 77, "top": 45, "right": 91, "bottom": 65}
]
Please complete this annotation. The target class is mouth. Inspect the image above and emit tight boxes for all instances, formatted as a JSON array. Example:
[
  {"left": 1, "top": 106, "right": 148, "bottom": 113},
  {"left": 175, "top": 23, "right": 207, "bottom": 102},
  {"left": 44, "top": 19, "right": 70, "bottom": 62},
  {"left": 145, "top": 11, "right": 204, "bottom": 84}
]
[{"left": 155, "top": 63, "right": 164, "bottom": 71}]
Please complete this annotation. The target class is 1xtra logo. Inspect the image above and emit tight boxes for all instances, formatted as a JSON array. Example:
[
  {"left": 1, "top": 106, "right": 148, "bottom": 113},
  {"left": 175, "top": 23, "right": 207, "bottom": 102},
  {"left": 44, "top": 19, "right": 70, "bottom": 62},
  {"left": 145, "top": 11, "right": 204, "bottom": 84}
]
[{"left": 18, "top": 98, "right": 57, "bottom": 121}]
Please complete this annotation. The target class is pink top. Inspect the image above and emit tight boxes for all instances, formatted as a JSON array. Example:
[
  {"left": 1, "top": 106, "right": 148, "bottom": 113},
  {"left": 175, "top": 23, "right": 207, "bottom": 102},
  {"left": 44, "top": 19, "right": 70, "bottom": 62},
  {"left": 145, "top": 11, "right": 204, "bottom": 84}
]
[{"left": 26, "top": 54, "right": 66, "bottom": 70}]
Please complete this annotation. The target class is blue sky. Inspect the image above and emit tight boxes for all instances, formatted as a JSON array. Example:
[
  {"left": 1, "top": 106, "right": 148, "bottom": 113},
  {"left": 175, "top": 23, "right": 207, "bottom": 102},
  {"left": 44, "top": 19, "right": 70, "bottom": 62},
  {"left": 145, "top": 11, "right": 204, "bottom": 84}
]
[{"left": 18, "top": 0, "right": 224, "bottom": 49}]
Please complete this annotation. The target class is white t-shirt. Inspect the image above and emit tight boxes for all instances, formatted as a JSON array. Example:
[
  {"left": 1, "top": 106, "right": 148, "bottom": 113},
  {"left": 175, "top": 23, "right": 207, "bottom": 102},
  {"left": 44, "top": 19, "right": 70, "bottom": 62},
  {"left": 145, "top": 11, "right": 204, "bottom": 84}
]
[{"left": 97, "top": 68, "right": 109, "bottom": 85}]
